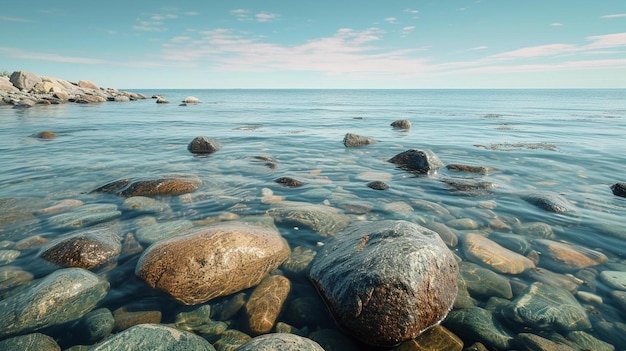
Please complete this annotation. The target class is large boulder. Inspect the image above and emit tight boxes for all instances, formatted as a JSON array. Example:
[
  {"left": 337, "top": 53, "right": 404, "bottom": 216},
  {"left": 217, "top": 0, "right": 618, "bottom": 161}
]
[
  {"left": 0, "top": 76, "right": 18, "bottom": 92},
  {"left": 308, "top": 220, "right": 458, "bottom": 347},
  {"left": 388, "top": 149, "right": 444, "bottom": 174},
  {"left": 0, "top": 268, "right": 109, "bottom": 339},
  {"left": 136, "top": 221, "right": 290, "bottom": 305},
  {"left": 10, "top": 70, "right": 42, "bottom": 91},
  {"left": 92, "top": 175, "right": 202, "bottom": 197}
]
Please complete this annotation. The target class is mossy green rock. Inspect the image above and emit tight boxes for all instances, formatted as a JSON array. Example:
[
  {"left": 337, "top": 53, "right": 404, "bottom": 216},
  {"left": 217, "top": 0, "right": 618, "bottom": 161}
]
[
  {"left": 444, "top": 306, "right": 513, "bottom": 350},
  {"left": 0, "top": 333, "right": 60, "bottom": 351},
  {"left": 0, "top": 268, "right": 109, "bottom": 339}
]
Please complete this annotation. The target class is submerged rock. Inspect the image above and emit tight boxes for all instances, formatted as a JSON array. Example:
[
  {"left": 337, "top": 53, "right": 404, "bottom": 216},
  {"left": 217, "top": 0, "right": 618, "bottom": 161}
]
[
  {"left": 236, "top": 333, "right": 324, "bottom": 351},
  {"left": 445, "top": 164, "right": 493, "bottom": 175},
  {"left": 0, "top": 333, "right": 60, "bottom": 351},
  {"left": 388, "top": 149, "right": 444, "bottom": 174},
  {"left": 522, "top": 191, "right": 575, "bottom": 213},
  {"left": 92, "top": 175, "right": 202, "bottom": 197},
  {"left": 611, "top": 183, "right": 626, "bottom": 197},
  {"left": 46, "top": 204, "right": 121, "bottom": 230},
  {"left": 343, "top": 133, "right": 378, "bottom": 147},
  {"left": 390, "top": 119, "right": 411, "bottom": 129},
  {"left": 444, "top": 306, "right": 513, "bottom": 350},
  {"left": 463, "top": 233, "right": 535, "bottom": 274},
  {"left": 90, "top": 324, "right": 215, "bottom": 351},
  {"left": 275, "top": 177, "right": 305, "bottom": 187},
  {"left": 0, "top": 268, "right": 109, "bottom": 339},
  {"left": 366, "top": 180, "right": 389, "bottom": 190},
  {"left": 136, "top": 221, "right": 290, "bottom": 305},
  {"left": 532, "top": 239, "right": 608, "bottom": 272},
  {"left": 267, "top": 201, "right": 350, "bottom": 237},
  {"left": 309, "top": 220, "right": 458, "bottom": 347},
  {"left": 244, "top": 274, "right": 291, "bottom": 335},
  {"left": 188, "top": 136, "right": 222, "bottom": 154}
]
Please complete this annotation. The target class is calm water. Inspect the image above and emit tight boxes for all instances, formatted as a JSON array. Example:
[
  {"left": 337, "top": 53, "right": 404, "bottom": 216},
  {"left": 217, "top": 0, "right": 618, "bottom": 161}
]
[{"left": 1, "top": 89, "right": 626, "bottom": 349}]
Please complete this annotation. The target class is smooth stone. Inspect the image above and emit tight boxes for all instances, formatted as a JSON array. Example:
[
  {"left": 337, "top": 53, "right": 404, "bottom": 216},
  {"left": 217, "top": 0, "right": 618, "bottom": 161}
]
[
  {"left": 275, "top": 177, "right": 305, "bottom": 187},
  {"left": 515, "top": 333, "right": 576, "bottom": 351},
  {"left": 244, "top": 274, "right": 291, "bottom": 334},
  {"left": 337, "top": 199, "right": 374, "bottom": 214},
  {"left": 355, "top": 171, "right": 393, "bottom": 182},
  {"left": 463, "top": 233, "right": 535, "bottom": 274},
  {"left": 38, "top": 225, "right": 121, "bottom": 269},
  {"left": 446, "top": 218, "right": 479, "bottom": 230},
  {"left": 112, "top": 307, "right": 162, "bottom": 332},
  {"left": 594, "top": 321, "right": 626, "bottom": 349},
  {"left": 156, "top": 97, "right": 169, "bottom": 103},
  {"left": 611, "top": 290, "right": 626, "bottom": 310},
  {"left": 513, "top": 222, "right": 555, "bottom": 239},
  {"left": 121, "top": 196, "right": 170, "bottom": 213},
  {"left": 599, "top": 271, "right": 626, "bottom": 291},
  {"left": 0, "top": 266, "right": 33, "bottom": 292},
  {"left": 390, "top": 119, "right": 411, "bottom": 129},
  {"left": 14, "top": 234, "right": 48, "bottom": 250},
  {"left": 31, "top": 130, "right": 57, "bottom": 139},
  {"left": 411, "top": 199, "right": 451, "bottom": 217},
  {"left": 0, "top": 249, "right": 20, "bottom": 265},
  {"left": 46, "top": 204, "right": 120, "bottom": 230},
  {"left": 610, "top": 183, "right": 626, "bottom": 197},
  {"left": 0, "top": 268, "right": 109, "bottom": 339},
  {"left": 388, "top": 149, "right": 444, "bottom": 174},
  {"left": 92, "top": 175, "right": 202, "bottom": 197},
  {"left": 213, "top": 329, "right": 252, "bottom": 351},
  {"left": 459, "top": 261, "right": 513, "bottom": 300},
  {"left": 0, "top": 333, "right": 60, "bottom": 351},
  {"left": 422, "top": 221, "right": 458, "bottom": 247},
  {"left": 267, "top": 201, "right": 350, "bottom": 237},
  {"left": 89, "top": 324, "right": 215, "bottom": 351},
  {"left": 183, "top": 96, "right": 200, "bottom": 103},
  {"left": 309, "top": 220, "right": 458, "bottom": 347},
  {"left": 489, "top": 232, "right": 531, "bottom": 255},
  {"left": 503, "top": 282, "right": 591, "bottom": 331},
  {"left": 441, "top": 178, "right": 499, "bottom": 192},
  {"left": 35, "top": 199, "right": 84, "bottom": 215},
  {"left": 522, "top": 267, "right": 581, "bottom": 293},
  {"left": 532, "top": 239, "right": 608, "bottom": 272},
  {"left": 395, "top": 325, "right": 463, "bottom": 351},
  {"left": 522, "top": 192, "right": 575, "bottom": 213},
  {"left": 136, "top": 221, "right": 290, "bottom": 305},
  {"left": 134, "top": 218, "right": 194, "bottom": 244},
  {"left": 175, "top": 305, "right": 212, "bottom": 332},
  {"left": 283, "top": 296, "right": 333, "bottom": 329},
  {"left": 211, "top": 292, "right": 247, "bottom": 321},
  {"left": 188, "top": 136, "right": 222, "bottom": 154},
  {"left": 281, "top": 246, "right": 316, "bottom": 277},
  {"left": 445, "top": 164, "right": 493, "bottom": 175},
  {"left": 367, "top": 180, "right": 389, "bottom": 190},
  {"left": 567, "top": 330, "right": 615, "bottom": 351},
  {"left": 235, "top": 333, "right": 324, "bottom": 351},
  {"left": 343, "top": 132, "right": 378, "bottom": 147},
  {"left": 58, "top": 307, "right": 115, "bottom": 346},
  {"left": 444, "top": 306, "right": 513, "bottom": 350}
]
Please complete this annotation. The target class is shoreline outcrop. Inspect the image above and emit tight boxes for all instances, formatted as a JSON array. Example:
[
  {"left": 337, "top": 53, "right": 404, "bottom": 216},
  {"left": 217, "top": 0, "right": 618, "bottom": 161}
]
[{"left": 0, "top": 70, "right": 146, "bottom": 107}]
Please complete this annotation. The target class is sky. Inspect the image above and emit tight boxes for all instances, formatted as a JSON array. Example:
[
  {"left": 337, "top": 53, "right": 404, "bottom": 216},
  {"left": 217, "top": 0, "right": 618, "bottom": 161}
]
[{"left": 1, "top": 1, "right": 625, "bottom": 89}]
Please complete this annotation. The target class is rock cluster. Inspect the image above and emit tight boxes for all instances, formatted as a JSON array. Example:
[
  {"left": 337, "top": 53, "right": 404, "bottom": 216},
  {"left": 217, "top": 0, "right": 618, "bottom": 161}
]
[{"left": 0, "top": 70, "right": 146, "bottom": 106}]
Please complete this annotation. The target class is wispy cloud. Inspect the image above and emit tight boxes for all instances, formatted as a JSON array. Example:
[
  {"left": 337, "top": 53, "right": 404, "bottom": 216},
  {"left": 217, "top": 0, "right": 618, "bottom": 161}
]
[
  {"left": 184, "top": 11, "right": 199, "bottom": 16},
  {"left": 601, "top": 14, "right": 626, "bottom": 19},
  {"left": 255, "top": 12, "right": 279, "bottom": 22},
  {"left": 551, "top": 22, "right": 564, "bottom": 26},
  {"left": 231, "top": 9, "right": 279, "bottom": 22},
  {"left": 0, "top": 47, "right": 107, "bottom": 65},
  {"left": 401, "top": 26, "right": 416, "bottom": 35},
  {"left": 133, "top": 10, "right": 179, "bottom": 32},
  {"left": 0, "top": 15, "right": 32, "bottom": 23},
  {"left": 469, "top": 46, "right": 488, "bottom": 51},
  {"left": 384, "top": 17, "right": 397, "bottom": 24}
]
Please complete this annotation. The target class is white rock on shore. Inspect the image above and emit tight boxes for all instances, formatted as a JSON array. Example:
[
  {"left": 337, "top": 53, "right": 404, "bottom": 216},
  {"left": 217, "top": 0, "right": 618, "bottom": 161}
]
[{"left": 0, "top": 70, "right": 146, "bottom": 106}]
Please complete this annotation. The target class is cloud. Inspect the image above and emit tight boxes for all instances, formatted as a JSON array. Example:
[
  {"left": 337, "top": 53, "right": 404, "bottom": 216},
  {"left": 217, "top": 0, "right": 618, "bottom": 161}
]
[
  {"left": 584, "top": 32, "right": 626, "bottom": 50},
  {"left": 602, "top": 14, "right": 626, "bottom": 19},
  {"left": 255, "top": 12, "right": 279, "bottom": 22},
  {"left": 0, "top": 16, "right": 32, "bottom": 23},
  {"left": 184, "top": 11, "right": 199, "bottom": 16},
  {"left": 0, "top": 47, "right": 107, "bottom": 65},
  {"left": 489, "top": 43, "right": 578, "bottom": 60},
  {"left": 551, "top": 22, "right": 563, "bottom": 26},
  {"left": 231, "top": 8, "right": 250, "bottom": 20},
  {"left": 402, "top": 26, "right": 416, "bottom": 35},
  {"left": 404, "top": 9, "right": 419, "bottom": 14},
  {"left": 469, "top": 46, "right": 488, "bottom": 51},
  {"left": 384, "top": 17, "right": 397, "bottom": 24}
]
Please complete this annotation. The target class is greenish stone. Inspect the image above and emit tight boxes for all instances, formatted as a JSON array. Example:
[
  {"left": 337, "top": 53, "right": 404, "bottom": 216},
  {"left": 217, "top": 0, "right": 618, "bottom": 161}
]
[
  {"left": 459, "top": 261, "right": 513, "bottom": 300},
  {"left": 395, "top": 325, "right": 463, "bottom": 351},
  {"left": 503, "top": 282, "right": 591, "bottom": 331},
  {"left": 121, "top": 196, "right": 171, "bottom": 213},
  {"left": 70, "top": 307, "right": 115, "bottom": 345},
  {"left": 134, "top": 218, "right": 194, "bottom": 244},
  {"left": 0, "top": 268, "right": 109, "bottom": 339},
  {"left": 0, "top": 266, "right": 33, "bottom": 292},
  {"left": 489, "top": 232, "right": 531, "bottom": 255},
  {"left": 236, "top": 333, "right": 324, "bottom": 351},
  {"left": 513, "top": 222, "right": 555, "bottom": 239},
  {"left": 211, "top": 292, "right": 247, "bottom": 321},
  {"left": 0, "top": 333, "right": 60, "bottom": 351},
  {"left": 567, "top": 331, "right": 615, "bottom": 351},
  {"left": 444, "top": 306, "right": 513, "bottom": 350},
  {"left": 522, "top": 267, "right": 581, "bottom": 293},
  {"left": 47, "top": 204, "right": 120, "bottom": 230},
  {"left": 175, "top": 304, "right": 212, "bottom": 331},
  {"left": 514, "top": 333, "right": 576, "bottom": 351},
  {"left": 0, "top": 249, "right": 20, "bottom": 265},
  {"left": 599, "top": 271, "right": 626, "bottom": 291},
  {"left": 213, "top": 329, "right": 251, "bottom": 351},
  {"left": 521, "top": 192, "right": 575, "bottom": 214},
  {"left": 281, "top": 246, "right": 316, "bottom": 277},
  {"left": 422, "top": 221, "right": 458, "bottom": 247},
  {"left": 266, "top": 201, "right": 350, "bottom": 237},
  {"left": 88, "top": 324, "right": 215, "bottom": 351}
]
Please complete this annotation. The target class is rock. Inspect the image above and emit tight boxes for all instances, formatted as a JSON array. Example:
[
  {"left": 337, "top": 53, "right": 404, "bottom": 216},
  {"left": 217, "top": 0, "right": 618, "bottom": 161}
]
[
  {"left": 10, "top": 70, "right": 42, "bottom": 91},
  {"left": 0, "top": 249, "right": 20, "bottom": 265},
  {"left": 610, "top": 183, "right": 626, "bottom": 197},
  {"left": 188, "top": 136, "right": 222, "bottom": 154},
  {"left": 214, "top": 329, "right": 251, "bottom": 351},
  {"left": 343, "top": 133, "right": 378, "bottom": 147},
  {"left": 89, "top": 324, "right": 215, "bottom": 351},
  {"left": 391, "top": 119, "right": 411, "bottom": 129},
  {"left": 441, "top": 178, "right": 499, "bottom": 192},
  {"left": 459, "top": 261, "right": 513, "bottom": 300},
  {"left": 395, "top": 325, "right": 463, "bottom": 351},
  {"left": 112, "top": 95, "right": 130, "bottom": 102},
  {"left": 388, "top": 149, "right": 444, "bottom": 174},
  {"left": 532, "top": 239, "right": 607, "bottom": 272},
  {"left": 446, "top": 217, "right": 479, "bottom": 230},
  {"left": 92, "top": 175, "right": 202, "bottom": 197},
  {"left": 38, "top": 225, "right": 121, "bottom": 269},
  {"left": 599, "top": 270, "right": 626, "bottom": 291},
  {"left": 444, "top": 306, "right": 513, "bottom": 350},
  {"left": 463, "top": 233, "right": 535, "bottom": 274},
  {"left": 567, "top": 330, "right": 615, "bottom": 351},
  {"left": 283, "top": 296, "right": 333, "bottom": 329},
  {"left": 112, "top": 307, "right": 162, "bottom": 332},
  {"left": 0, "top": 333, "right": 61, "bottom": 351},
  {"left": 522, "top": 192, "right": 574, "bottom": 213},
  {"left": 445, "top": 164, "right": 493, "bottom": 175},
  {"left": 0, "top": 268, "right": 109, "bottom": 339},
  {"left": 156, "top": 97, "right": 169, "bottom": 103},
  {"left": 35, "top": 199, "right": 84, "bottom": 215},
  {"left": 54, "top": 90, "right": 69, "bottom": 100},
  {"left": 0, "top": 266, "right": 34, "bottom": 292},
  {"left": 366, "top": 180, "right": 389, "bottom": 190},
  {"left": 46, "top": 204, "right": 121, "bottom": 230},
  {"left": 275, "top": 177, "right": 305, "bottom": 187},
  {"left": 0, "top": 76, "right": 18, "bottom": 92},
  {"left": 77, "top": 80, "right": 99, "bottom": 90},
  {"left": 58, "top": 308, "right": 115, "bottom": 346},
  {"left": 422, "top": 221, "right": 458, "bottom": 247},
  {"left": 121, "top": 196, "right": 170, "bottom": 213},
  {"left": 183, "top": 96, "right": 200, "bottom": 103},
  {"left": 136, "top": 221, "right": 290, "bottom": 305},
  {"left": 244, "top": 274, "right": 291, "bottom": 334},
  {"left": 211, "top": 292, "right": 247, "bottom": 321},
  {"left": 513, "top": 222, "right": 555, "bottom": 239},
  {"left": 309, "top": 220, "right": 458, "bottom": 347},
  {"left": 489, "top": 232, "right": 531, "bottom": 255},
  {"left": 174, "top": 304, "right": 212, "bottom": 331},
  {"left": 267, "top": 201, "right": 350, "bottom": 237},
  {"left": 281, "top": 246, "right": 316, "bottom": 277},
  {"left": 503, "top": 282, "right": 591, "bottom": 331},
  {"left": 515, "top": 333, "right": 576, "bottom": 351},
  {"left": 30, "top": 131, "right": 57, "bottom": 139},
  {"left": 235, "top": 333, "right": 324, "bottom": 351},
  {"left": 134, "top": 217, "right": 194, "bottom": 244}
]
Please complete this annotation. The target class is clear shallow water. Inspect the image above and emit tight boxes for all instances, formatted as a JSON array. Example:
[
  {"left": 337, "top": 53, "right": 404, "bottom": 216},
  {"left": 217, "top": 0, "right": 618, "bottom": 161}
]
[{"left": 1, "top": 89, "right": 626, "bottom": 349}]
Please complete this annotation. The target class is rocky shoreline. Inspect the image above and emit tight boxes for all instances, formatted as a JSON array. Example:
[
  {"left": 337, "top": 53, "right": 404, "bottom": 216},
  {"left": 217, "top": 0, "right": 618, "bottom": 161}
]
[{"left": 0, "top": 70, "right": 146, "bottom": 107}]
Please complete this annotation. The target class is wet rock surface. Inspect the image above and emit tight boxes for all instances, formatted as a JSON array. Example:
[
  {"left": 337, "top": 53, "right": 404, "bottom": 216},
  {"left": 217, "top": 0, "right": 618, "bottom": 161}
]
[
  {"left": 188, "top": 136, "right": 223, "bottom": 154},
  {"left": 235, "top": 333, "right": 324, "bottom": 351},
  {"left": 267, "top": 201, "right": 350, "bottom": 237},
  {"left": 388, "top": 149, "right": 444, "bottom": 174},
  {"left": 89, "top": 323, "right": 215, "bottom": 351},
  {"left": 343, "top": 132, "right": 378, "bottom": 147},
  {"left": 92, "top": 175, "right": 202, "bottom": 197},
  {"left": 309, "top": 220, "right": 458, "bottom": 347}
]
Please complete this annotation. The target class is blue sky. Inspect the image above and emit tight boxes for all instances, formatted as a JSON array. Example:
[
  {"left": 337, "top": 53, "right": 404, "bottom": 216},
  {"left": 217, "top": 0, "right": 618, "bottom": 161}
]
[{"left": 1, "top": 1, "right": 625, "bottom": 88}]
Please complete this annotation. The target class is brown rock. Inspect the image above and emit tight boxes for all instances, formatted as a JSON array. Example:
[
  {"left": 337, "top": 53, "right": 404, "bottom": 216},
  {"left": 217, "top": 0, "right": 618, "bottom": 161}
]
[
  {"left": 244, "top": 274, "right": 291, "bottom": 334},
  {"left": 390, "top": 119, "right": 411, "bottom": 129},
  {"left": 92, "top": 175, "right": 202, "bottom": 197},
  {"left": 396, "top": 325, "right": 463, "bottom": 351},
  {"left": 38, "top": 226, "right": 121, "bottom": 269},
  {"left": 463, "top": 233, "right": 535, "bottom": 274},
  {"left": 31, "top": 131, "right": 57, "bottom": 139},
  {"left": 112, "top": 307, "right": 162, "bottom": 332},
  {"left": 136, "top": 221, "right": 290, "bottom": 305},
  {"left": 78, "top": 80, "right": 99, "bottom": 90},
  {"left": 532, "top": 239, "right": 608, "bottom": 272},
  {"left": 187, "top": 136, "right": 222, "bottom": 154}
]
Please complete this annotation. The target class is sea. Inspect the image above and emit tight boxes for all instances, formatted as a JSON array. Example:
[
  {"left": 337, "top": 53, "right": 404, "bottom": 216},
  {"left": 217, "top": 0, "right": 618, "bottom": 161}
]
[{"left": 1, "top": 89, "right": 625, "bottom": 350}]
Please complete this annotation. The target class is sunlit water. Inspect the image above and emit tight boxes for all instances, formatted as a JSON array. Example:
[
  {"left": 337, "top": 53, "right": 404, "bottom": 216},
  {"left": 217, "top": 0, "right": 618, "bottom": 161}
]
[{"left": 1, "top": 89, "right": 625, "bottom": 349}]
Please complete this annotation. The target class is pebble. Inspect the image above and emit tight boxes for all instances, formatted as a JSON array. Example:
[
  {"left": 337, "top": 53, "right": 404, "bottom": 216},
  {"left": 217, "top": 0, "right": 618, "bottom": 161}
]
[
  {"left": 599, "top": 271, "right": 626, "bottom": 291},
  {"left": 463, "top": 233, "right": 535, "bottom": 274},
  {"left": 244, "top": 275, "right": 291, "bottom": 334}
]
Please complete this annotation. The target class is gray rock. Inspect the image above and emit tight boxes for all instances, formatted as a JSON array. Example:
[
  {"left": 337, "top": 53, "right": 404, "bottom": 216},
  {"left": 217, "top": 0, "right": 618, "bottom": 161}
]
[
  {"left": 446, "top": 164, "right": 493, "bottom": 175},
  {"left": 459, "top": 261, "right": 513, "bottom": 300},
  {"left": 0, "top": 268, "right": 109, "bottom": 339},
  {"left": 611, "top": 183, "right": 626, "bottom": 197},
  {"left": 89, "top": 324, "right": 215, "bottom": 351},
  {"left": 183, "top": 96, "right": 200, "bottom": 103},
  {"left": 503, "top": 282, "right": 591, "bottom": 331},
  {"left": 38, "top": 225, "right": 121, "bottom": 269},
  {"left": 0, "top": 333, "right": 60, "bottom": 351},
  {"left": 58, "top": 308, "right": 115, "bottom": 346},
  {"left": 46, "top": 204, "right": 121, "bottom": 230},
  {"left": 599, "top": 270, "right": 626, "bottom": 291},
  {"left": 10, "top": 70, "right": 42, "bottom": 91},
  {"left": 188, "top": 136, "right": 222, "bottom": 154},
  {"left": 235, "top": 333, "right": 324, "bottom": 351},
  {"left": 121, "top": 196, "right": 171, "bottom": 213},
  {"left": 567, "top": 331, "right": 615, "bottom": 351},
  {"left": 275, "top": 177, "right": 305, "bottom": 187},
  {"left": 366, "top": 180, "right": 389, "bottom": 190},
  {"left": 390, "top": 119, "right": 411, "bottom": 129},
  {"left": 522, "top": 192, "right": 575, "bottom": 213},
  {"left": 309, "top": 220, "right": 458, "bottom": 347},
  {"left": 267, "top": 201, "right": 350, "bottom": 237},
  {"left": 343, "top": 133, "right": 378, "bottom": 147},
  {"left": 444, "top": 306, "right": 513, "bottom": 350},
  {"left": 515, "top": 333, "right": 576, "bottom": 351},
  {"left": 136, "top": 221, "right": 290, "bottom": 305},
  {"left": 388, "top": 148, "right": 444, "bottom": 174},
  {"left": 92, "top": 175, "right": 202, "bottom": 197},
  {"left": 0, "top": 76, "right": 18, "bottom": 92}
]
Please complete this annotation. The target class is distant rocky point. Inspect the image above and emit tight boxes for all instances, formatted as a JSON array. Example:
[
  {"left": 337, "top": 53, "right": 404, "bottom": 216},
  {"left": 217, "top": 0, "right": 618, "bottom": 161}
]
[{"left": 0, "top": 70, "right": 146, "bottom": 107}]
